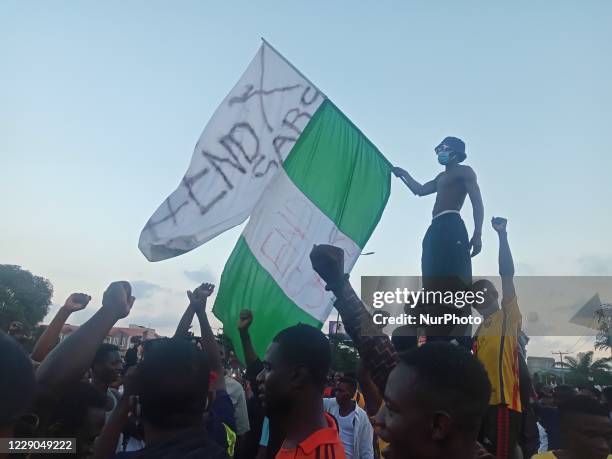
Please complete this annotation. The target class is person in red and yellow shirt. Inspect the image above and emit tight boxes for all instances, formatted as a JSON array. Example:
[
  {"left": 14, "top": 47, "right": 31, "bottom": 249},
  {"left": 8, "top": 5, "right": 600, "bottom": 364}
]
[
  {"left": 472, "top": 217, "right": 522, "bottom": 459},
  {"left": 257, "top": 324, "right": 346, "bottom": 459}
]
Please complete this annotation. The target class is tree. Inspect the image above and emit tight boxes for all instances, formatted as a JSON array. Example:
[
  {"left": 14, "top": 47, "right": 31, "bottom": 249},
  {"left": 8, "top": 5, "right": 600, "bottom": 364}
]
[
  {"left": 595, "top": 332, "right": 611, "bottom": 353},
  {"left": 329, "top": 336, "right": 359, "bottom": 373},
  {"left": 0, "top": 265, "right": 53, "bottom": 330},
  {"left": 564, "top": 351, "right": 612, "bottom": 386},
  {"left": 594, "top": 304, "right": 612, "bottom": 355}
]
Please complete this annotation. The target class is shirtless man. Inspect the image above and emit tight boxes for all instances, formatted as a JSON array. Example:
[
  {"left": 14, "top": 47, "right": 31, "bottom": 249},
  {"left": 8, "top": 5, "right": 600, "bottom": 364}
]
[
  {"left": 393, "top": 137, "right": 484, "bottom": 346},
  {"left": 393, "top": 136, "right": 484, "bottom": 289}
]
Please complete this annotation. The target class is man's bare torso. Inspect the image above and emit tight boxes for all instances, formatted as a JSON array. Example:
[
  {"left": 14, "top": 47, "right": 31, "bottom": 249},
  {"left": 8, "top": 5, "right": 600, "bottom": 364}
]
[{"left": 432, "top": 165, "right": 470, "bottom": 216}]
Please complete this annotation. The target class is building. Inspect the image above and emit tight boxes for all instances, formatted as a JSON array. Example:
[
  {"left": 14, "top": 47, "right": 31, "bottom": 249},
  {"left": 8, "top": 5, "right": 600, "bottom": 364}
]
[
  {"left": 58, "top": 323, "right": 160, "bottom": 354},
  {"left": 526, "top": 356, "right": 556, "bottom": 375},
  {"left": 527, "top": 356, "right": 571, "bottom": 385}
]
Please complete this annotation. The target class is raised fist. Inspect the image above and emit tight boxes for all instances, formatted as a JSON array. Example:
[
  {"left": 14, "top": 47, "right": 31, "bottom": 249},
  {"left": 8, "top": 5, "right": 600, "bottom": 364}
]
[
  {"left": 62, "top": 293, "right": 91, "bottom": 312},
  {"left": 237, "top": 309, "right": 253, "bottom": 331},
  {"left": 310, "top": 244, "right": 345, "bottom": 289},
  {"left": 491, "top": 216, "right": 508, "bottom": 233},
  {"left": 102, "top": 281, "right": 135, "bottom": 319}
]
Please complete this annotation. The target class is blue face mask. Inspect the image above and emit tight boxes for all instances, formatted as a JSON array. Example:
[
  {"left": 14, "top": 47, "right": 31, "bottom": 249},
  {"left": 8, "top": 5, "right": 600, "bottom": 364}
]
[{"left": 437, "top": 151, "right": 454, "bottom": 165}]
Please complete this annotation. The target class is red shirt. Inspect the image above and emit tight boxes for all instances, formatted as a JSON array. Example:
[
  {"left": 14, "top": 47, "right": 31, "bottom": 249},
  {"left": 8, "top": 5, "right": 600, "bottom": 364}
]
[{"left": 276, "top": 412, "right": 346, "bottom": 459}]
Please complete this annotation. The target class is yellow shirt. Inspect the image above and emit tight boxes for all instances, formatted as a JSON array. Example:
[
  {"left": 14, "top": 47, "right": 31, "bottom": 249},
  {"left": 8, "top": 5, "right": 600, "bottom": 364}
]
[
  {"left": 353, "top": 390, "right": 366, "bottom": 410},
  {"left": 474, "top": 296, "right": 522, "bottom": 412},
  {"left": 531, "top": 453, "right": 612, "bottom": 459}
]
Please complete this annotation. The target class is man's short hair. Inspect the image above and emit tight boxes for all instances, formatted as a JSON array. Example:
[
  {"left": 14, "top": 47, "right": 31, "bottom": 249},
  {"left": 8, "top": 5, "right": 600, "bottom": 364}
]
[
  {"left": 136, "top": 338, "right": 211, "bottom": 429},
  {"left": 437, "top": 136, "right": 466, "bottom": 163},
  {"left": 0, "top": 331, "right": 35, "bottom": 427},
  {"left": 92, "top": 343, "right": 119, "bottom": 367},
  {"left": 399, "top": 343, "right": 491, "bottom": 433},
  {"left": 559, "top": 395, "right": 609, "bottom": 420},
  {"left": 273, "top": 324, "right": 331, "bottom": 389},
  {"left": 338, "top": 377, "right": 358, "bottom": 395}
]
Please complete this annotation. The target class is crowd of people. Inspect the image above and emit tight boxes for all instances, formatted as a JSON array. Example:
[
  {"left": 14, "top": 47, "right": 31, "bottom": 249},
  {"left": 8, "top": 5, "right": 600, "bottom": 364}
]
[{"left": 2, "top": 138, "right": 611, "bottom": 459}]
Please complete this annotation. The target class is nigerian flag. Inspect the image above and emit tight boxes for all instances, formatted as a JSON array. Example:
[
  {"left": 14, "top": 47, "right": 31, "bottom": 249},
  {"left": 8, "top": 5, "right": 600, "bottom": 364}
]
[{"left": 139, "top": 41, "right": 390, "bottom": 360}]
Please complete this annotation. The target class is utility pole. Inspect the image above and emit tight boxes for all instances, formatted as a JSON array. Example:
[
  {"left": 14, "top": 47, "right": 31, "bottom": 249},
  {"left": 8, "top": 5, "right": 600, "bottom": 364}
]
[{"left": 552, "top": 351, "right": 569, "bottom": 384}]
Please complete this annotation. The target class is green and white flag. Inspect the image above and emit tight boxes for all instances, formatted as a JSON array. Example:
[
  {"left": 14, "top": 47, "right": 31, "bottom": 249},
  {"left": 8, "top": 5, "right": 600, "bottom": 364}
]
[{"left": 139, "top": 41, "right": 391, "bottom": 359}]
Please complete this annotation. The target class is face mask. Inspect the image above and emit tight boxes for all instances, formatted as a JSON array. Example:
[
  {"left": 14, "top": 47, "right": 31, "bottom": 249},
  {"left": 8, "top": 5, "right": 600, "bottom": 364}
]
[{"left": 437, "top": 151, "right": 454, "bottom": 165}]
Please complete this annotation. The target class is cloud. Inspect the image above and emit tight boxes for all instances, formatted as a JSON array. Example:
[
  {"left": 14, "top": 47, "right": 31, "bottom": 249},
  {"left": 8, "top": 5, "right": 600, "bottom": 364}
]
[
  {"left": 578, "top": 255, "right": 612, "bottom": 275},
  {"left": 183, "top": 268, "right": 216, "bottom": 284},
  {"left": 124, "top": 310, "right": 182, "bottom": 335},
  {"left": 131, "top": 280, "right": 166, "bottom": 299}
]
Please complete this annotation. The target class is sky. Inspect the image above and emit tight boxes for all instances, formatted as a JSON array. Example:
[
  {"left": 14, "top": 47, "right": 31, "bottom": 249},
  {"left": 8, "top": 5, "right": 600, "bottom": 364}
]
[{"left": 2, "top": 1, "right": 611, "bottom": 359}]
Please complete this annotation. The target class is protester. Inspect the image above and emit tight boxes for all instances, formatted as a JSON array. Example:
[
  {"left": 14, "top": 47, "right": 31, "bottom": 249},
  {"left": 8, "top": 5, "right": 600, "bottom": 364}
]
[
  {"left": 310, "top": 244, "right": 398, "bottom": 394},
  {"left": 343, "top": 371, "right": 366, "bottom": 412},
  {"left": 309, "top": 244, "right": 498, "bottom": 459},
  {"left": 532, "top": 395, "right": 612, "bottom": 459},
  {"left": 47, "top": 382, "right": 107, "bottom": 458},
  {"left": 392, "top": 136, "right": 484, "bottom": 285},
  {"left": 3, "top": 217, "right": 604, "bottom": 459},
  {"left": 91, "top": 343, "right": 124, "bottom": 419},
  {"left": 471, "top": 217, "right": 522, "bottom": 459},
  {"left": 93, "top": 366, "right": 138, "bottom": 458},
  {"left": 217, "top": 340, "right": 249, "bottom": 441},
  {"left": 324, "top": 376, "right": 374, "bottom": 459},
  {"left": 225, "top": 374, "right": 250, "bottom": 439},
  {"left": 37, "top": 281, "right": 135, "bottom": 387},
  {"left": 392, "top": 138, "right": 484, "bottom": 345},
  {"left": 257, "top": 323, "right": 346, "bottom": 459},
  {"left": 534, "top": 385, "right": 577, "bottom": 451},
  {"left": 356, "top": 363, "right": 387, "bottom": 458},
  {"left": 0, "top": 330, "right": 36, "bottom": 451},
  {"left": 518, "top": 349, "right": 540, "bottom": 458},
  {"left": 11, "top": 281, "right": 136, "bottom": 459},
  {"left": 124, "top": 336, "right": 141, "bottom": 370},
  {"left": 174, "top": 282, "right": 238, "bottom": 454},
  {"left": 7, "top": 320, "right": 32, "bottom": 350},
  {"left": 373, "top": 342, "right": 494, "bottom": 459},
  {"left": 237, "top": 309, "right": 284, "bottom": 459},
  {"left": 109, "top": 338, "right": 228, "bottom": 458},
  {"left": 31, "top": 292, "right": 91, "bottom": 362}
]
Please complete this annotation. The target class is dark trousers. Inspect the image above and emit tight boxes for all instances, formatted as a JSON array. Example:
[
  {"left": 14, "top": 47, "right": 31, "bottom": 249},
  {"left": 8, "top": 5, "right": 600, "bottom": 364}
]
[
  {"left": 419, "top": 212, "right": 473, "bottom": 342},
  {"left": 421, "top": 212, "right": 472, "bottom": 286}
]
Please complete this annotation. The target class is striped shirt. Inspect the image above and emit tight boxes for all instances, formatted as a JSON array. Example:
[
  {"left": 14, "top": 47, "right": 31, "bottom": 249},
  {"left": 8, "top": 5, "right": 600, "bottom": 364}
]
[
  {"left": 276, "top": 413, "right": 347, "bottom": 459},
  {"left": 473, "top": 296, "right": 522, "bottom": 412}
]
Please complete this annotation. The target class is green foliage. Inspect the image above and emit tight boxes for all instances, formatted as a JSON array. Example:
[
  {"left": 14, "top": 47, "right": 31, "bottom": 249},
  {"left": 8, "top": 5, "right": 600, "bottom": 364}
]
[
  {"left": 330, "top": 336, "right": 359, "bottom": 373},
  {"left": 595, "top": 332, "right": 611, "bottom": 353},
  {"left": 564, "top": 351, "right": 612, "bottom": 386},
  {"left": 0, "top": 264, "right": 53, "bottom": 330}
]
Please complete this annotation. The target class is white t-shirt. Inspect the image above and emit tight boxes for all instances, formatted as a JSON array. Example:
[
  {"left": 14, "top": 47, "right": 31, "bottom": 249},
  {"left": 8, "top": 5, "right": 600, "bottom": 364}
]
[
  {"left": 224, "top": 375, "right": 250, "bottom": 435},
  {"left": 337, "top": 410, "right": 356, "bottom": 459}
]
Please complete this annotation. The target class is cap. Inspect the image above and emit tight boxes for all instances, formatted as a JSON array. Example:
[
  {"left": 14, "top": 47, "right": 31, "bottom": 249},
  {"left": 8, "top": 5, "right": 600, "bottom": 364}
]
[{"left": 436, "top": 136, "right": 466, "bottom": 162}]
